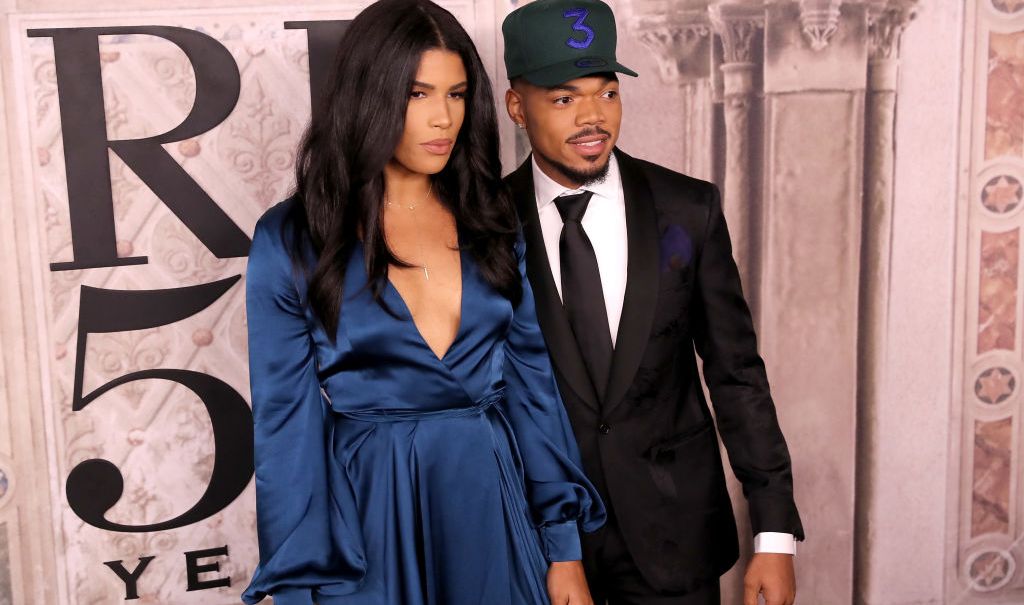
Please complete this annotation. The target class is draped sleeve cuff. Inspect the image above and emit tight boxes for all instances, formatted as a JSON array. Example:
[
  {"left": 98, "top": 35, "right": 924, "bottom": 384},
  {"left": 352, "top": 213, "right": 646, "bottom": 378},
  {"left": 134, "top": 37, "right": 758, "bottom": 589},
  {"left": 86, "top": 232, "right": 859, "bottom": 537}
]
[
  {"left": 539, "top": 519, "right": 582, "bottom": 562},
  {"left": 257, "top": 587, "right": 311, "bottom": 605}
]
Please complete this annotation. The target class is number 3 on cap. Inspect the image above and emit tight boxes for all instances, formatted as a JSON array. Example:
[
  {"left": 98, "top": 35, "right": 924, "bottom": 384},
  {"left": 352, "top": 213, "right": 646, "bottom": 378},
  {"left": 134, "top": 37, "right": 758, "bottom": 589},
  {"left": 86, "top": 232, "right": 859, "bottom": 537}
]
[{"left": 563, "top": 8, "right": 595, "bottom": 50}]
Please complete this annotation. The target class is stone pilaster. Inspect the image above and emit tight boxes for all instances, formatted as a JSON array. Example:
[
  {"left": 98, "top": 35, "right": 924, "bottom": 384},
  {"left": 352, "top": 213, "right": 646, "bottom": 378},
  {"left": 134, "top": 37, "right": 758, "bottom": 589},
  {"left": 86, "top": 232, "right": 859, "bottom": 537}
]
[
  {"left": 711, "top": 3, "right": 763, "bottom": 297},
  {"left": 854, "top": 3, "right": 916, "bottom": 601}
]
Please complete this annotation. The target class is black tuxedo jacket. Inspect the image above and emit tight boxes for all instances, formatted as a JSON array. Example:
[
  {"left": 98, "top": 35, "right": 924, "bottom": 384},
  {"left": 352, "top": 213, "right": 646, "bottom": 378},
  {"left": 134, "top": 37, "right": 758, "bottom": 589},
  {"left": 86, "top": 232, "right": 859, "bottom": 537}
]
[{"left": 507, "top": 149, "right": 804, "bottom": 593}]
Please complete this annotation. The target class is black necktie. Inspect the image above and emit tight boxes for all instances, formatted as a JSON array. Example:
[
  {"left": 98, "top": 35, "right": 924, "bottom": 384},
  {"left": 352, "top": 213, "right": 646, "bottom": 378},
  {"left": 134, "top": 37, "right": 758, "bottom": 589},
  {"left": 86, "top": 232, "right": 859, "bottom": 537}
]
[{"left": 554, "top": 191, "right": 613, "bottom": 402}]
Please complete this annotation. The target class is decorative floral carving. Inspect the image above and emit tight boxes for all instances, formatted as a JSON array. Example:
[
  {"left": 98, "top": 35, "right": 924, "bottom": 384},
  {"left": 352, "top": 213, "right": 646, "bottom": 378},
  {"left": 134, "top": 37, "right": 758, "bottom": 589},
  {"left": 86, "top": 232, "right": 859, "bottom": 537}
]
[
  {"left": 87, "top": 328, "right": 170, "bottom": 409},
  {"left": 631, "top": 13, "right": 711, "bottom": 85},
  {"left": 216, "top": 75, "right": 298, "bottom": 209},
  {"left": 710, "top": 5, "right": 763, "bottom": 65},
  {"left": 799, "top": 0, "right": 842, "bottom": 51},
  {"left": 151, "top": 215, "right": 231, "bottom": 285},
  {"left": 868, "top": 3, "right": 917, "bottom": 61}
]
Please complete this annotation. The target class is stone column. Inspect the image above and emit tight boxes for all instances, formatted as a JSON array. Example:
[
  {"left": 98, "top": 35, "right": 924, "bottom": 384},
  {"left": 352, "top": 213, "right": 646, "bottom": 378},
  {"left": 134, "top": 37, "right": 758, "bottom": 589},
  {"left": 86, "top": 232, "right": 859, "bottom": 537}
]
[
  {"left": 853, "top": 2, "right": 916, "bottom": 602},
  {"left": 629, "top": 7, "right": 715, "bottom": 180},
  {"left": 711, "top": 3, "right": 763, "bottom": 305},
  {"left": 759, "top": 1, "right": 869, "bottom": 601}
]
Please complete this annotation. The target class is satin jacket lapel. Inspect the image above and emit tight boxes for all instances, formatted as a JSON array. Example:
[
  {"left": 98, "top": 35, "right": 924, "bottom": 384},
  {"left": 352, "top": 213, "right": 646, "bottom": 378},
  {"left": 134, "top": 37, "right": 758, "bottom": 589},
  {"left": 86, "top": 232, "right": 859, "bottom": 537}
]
[
  {"left": 603, "top": 149, "right": 659, "bottom": 415},
  {"left": 508, "top": 159, "right": 601, "bottom": 411}
]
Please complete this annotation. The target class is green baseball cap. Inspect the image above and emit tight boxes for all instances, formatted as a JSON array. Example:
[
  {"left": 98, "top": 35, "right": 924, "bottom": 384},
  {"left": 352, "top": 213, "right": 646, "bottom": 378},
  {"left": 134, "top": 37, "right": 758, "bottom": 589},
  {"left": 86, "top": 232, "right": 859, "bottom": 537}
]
[{"left": 502, "top": 0, "right": 638, "bottom": 87}]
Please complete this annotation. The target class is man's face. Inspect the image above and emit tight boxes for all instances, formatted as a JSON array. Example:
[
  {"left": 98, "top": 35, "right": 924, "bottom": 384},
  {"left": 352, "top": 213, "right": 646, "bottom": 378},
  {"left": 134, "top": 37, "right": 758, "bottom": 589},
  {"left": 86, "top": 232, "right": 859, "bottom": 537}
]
[{"left": 506, "top": 74, "right": 622, "bottom": 188}]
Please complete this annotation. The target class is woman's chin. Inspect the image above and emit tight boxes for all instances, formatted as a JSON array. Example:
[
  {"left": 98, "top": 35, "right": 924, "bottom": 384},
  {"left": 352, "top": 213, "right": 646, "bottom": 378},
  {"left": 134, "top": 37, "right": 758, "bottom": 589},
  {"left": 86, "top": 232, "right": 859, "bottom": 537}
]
[{"left": 415, "top": 156, "right": 452, "bottom": 176}]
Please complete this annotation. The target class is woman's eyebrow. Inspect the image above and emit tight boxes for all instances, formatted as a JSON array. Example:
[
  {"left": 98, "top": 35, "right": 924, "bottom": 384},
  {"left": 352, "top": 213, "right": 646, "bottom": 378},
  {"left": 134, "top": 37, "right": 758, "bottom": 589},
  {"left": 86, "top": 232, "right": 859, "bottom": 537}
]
[{"left": 412, "top": 80, "right": 469, "bottom": 91}]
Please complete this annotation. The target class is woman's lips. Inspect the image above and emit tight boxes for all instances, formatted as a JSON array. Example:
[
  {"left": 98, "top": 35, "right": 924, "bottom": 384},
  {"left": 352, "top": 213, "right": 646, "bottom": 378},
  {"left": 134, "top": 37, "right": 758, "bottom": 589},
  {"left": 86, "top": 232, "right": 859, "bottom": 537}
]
[{"left": 421, "top": 139, "right": 454, "bottom": 155}]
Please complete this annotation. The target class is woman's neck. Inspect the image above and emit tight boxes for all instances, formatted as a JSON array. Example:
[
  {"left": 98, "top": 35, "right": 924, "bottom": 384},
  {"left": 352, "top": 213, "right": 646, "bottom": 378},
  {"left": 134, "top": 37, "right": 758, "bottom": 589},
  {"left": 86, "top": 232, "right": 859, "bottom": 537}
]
[{"left": 383, "top": 161, "right": 434, "bottom": 207}]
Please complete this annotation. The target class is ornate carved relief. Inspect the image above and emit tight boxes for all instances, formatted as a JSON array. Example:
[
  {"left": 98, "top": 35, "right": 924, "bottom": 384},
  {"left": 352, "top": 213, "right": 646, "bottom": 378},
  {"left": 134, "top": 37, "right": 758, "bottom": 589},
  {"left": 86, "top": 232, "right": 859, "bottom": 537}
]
[
  {"left": 867, "top": 1, "right": 916, "bottom": 61},
  {"left": 798, "top": 0, "right": 843, "bottom": 51},
  {"left": 630, "top": 11, "right": 711, "bottom": 85}
]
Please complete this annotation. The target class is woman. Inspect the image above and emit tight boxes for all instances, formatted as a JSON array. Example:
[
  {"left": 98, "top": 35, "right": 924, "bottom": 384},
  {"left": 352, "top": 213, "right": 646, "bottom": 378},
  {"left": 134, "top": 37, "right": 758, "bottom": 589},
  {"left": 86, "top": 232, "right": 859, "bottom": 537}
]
[{"left": 240, "top": 1, "right": 605, "bottom": 603}]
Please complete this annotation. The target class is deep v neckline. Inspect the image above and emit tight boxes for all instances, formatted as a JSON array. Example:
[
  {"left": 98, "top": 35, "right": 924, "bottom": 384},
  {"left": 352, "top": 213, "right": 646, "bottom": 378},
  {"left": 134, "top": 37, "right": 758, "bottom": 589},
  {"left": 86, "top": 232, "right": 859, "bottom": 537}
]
[{"left": 384, "top": 246, "right": 465, "bottom": 363}]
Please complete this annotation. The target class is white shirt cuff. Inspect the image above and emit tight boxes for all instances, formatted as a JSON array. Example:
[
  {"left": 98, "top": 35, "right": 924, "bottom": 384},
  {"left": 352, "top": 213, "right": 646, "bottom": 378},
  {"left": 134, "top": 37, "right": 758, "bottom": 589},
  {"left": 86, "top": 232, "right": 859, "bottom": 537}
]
[{"left": 753, "top": 532, "right": 796, "bottom": 555}]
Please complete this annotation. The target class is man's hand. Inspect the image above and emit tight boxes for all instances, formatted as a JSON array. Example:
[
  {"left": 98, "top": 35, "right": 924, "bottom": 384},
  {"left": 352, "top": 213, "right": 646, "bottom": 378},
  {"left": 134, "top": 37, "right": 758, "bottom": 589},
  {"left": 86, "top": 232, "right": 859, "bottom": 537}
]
[
  {"left": 547, "top": 560, "right": 594, "bottom": 605},
  {"left": 744, "top": 553, "right": 796, "bottom": 605}
]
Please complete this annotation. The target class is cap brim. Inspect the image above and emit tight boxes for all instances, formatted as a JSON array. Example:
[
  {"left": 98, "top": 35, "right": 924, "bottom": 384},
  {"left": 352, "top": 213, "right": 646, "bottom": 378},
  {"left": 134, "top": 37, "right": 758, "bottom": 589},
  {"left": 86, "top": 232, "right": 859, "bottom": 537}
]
[{"left": 518, "top": 58, "right": 638, "bottom": 88}]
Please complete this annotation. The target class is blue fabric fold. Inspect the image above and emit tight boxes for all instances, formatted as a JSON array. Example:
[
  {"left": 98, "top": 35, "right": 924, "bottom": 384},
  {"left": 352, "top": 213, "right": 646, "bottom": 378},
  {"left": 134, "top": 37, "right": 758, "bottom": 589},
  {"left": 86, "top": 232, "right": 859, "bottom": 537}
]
[{"left": 241, "top": 198, "right": 605, "bottom": 604}]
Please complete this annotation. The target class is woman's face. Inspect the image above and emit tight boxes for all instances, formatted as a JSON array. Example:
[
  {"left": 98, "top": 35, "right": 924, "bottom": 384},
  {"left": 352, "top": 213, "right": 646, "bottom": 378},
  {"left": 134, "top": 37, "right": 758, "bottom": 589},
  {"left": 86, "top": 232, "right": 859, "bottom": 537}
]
[{"left": 391, "top": 49, "right": 468, "bottom": 176}]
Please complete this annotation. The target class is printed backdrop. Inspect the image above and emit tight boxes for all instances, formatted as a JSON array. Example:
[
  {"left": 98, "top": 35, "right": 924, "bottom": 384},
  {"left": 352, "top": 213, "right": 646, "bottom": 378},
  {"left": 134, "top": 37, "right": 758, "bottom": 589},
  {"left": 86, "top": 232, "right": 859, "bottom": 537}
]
[{"left": 0, "top": 1, "right": 1012, "bottom": 604}]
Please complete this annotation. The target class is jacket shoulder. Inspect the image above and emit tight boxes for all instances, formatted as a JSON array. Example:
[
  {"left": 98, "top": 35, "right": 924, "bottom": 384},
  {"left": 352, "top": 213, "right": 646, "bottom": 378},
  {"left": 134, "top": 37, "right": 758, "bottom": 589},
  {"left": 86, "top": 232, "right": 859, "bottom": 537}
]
[{"left": 627, "top": 155, "right": 717, "bottom": 204}]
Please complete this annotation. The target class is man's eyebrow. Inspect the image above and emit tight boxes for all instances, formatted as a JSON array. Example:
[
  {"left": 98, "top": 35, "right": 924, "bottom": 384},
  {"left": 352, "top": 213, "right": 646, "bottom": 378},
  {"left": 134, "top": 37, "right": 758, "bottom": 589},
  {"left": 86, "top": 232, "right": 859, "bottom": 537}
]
[
  {"left": 543, "top": 76, "right": 616, "bottom": 93},
  {"left": 545, "top": 83, "right": 579, "bottom": 93}
]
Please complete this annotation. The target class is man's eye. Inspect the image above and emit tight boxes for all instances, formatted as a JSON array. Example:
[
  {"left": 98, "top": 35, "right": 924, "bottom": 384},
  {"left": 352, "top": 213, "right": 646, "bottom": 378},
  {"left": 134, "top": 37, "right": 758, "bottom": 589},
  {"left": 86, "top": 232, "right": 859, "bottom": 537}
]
[
  {"left": 603, "top": 90, "right": 618, "bottom": 99},
  {"left": 554, "top": 96, "right": 572, "bottom": 105}
]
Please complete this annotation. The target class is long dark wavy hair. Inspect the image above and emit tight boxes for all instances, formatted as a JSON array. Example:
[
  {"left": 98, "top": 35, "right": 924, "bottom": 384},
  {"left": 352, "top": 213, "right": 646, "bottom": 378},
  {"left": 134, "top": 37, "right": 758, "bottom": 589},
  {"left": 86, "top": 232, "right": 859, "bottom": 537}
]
[{"left": 286, "top": 0, "right": 520, "bottom": 337}]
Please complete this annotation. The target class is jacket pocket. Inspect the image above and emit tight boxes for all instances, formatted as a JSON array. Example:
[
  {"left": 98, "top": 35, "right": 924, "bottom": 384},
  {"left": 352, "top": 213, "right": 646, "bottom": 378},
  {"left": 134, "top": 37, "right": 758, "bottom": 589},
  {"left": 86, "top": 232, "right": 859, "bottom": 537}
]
[
  {"left": 644, "top": 419, "right": 714, "bottom": 461},
  {"left": 643, "top": 420, "right": 718, "bottom": 500}
]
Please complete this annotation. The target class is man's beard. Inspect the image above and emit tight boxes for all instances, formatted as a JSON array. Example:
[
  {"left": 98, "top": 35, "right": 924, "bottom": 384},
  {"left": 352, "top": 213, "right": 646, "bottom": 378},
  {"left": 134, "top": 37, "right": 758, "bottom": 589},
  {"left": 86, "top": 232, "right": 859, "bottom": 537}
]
[{"left": 535, "top": 148, "right": 611, "bottom": 188}]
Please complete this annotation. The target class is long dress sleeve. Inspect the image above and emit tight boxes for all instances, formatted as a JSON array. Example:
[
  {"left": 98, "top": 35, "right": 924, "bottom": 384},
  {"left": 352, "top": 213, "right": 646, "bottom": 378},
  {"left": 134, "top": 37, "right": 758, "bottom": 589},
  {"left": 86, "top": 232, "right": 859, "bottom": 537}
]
[
  {"left": 241, "top": 205, "right": 366, "bottom": 605},
  {"left": 501, "top": 237, "right": 607, "bottom": 563}
]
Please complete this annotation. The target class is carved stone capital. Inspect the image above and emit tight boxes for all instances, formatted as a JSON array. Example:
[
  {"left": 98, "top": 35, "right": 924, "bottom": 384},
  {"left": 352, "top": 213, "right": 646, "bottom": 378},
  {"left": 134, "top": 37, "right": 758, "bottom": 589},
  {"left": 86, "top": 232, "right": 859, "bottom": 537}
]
[
  {"left": 867, "top": 0, "right": 918, "bottom": 61},
  {"left": 710, "top": 4, "right": 765, "bottom": 65},
  {"left": 630, "top": 11, "right": 712, "bottom": 85},
  {"left": 798, "top": 0, "right": 843, "bottom": 51}
]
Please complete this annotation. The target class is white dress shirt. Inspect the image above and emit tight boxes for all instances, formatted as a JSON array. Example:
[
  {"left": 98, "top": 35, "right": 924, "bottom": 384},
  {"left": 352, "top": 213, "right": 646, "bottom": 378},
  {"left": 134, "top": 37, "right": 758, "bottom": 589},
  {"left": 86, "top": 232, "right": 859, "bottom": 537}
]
[
  {"left": 531, "top": 155, "right": 796, "bottom": 556},
  {"left": 532, "top": 155, "right": 628, "bottom": 345}
]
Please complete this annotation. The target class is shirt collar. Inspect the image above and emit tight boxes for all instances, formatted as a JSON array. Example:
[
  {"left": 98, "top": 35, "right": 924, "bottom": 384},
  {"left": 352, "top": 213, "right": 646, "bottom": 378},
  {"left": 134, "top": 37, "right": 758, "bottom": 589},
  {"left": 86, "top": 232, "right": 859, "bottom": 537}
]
[{"left": 532, "top": 153, "right": 621, "bottom": 210}]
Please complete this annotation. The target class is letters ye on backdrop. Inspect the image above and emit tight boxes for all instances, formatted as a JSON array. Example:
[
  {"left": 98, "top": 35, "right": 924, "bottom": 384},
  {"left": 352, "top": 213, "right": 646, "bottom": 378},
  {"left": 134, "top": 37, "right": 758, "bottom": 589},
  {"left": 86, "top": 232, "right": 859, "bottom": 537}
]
[{"left": 17, "top": 16, "right": 348, "bottom": 603}]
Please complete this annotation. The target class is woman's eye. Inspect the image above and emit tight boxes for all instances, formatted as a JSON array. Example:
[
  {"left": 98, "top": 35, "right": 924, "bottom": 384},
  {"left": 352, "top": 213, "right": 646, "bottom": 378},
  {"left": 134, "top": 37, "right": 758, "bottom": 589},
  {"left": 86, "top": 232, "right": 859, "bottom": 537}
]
[
  {"left": 449, "top": 91, "right": 466, "bottom": 100},
  {"left": 410, "top": 91, "right": 427, "bottom": 99}
]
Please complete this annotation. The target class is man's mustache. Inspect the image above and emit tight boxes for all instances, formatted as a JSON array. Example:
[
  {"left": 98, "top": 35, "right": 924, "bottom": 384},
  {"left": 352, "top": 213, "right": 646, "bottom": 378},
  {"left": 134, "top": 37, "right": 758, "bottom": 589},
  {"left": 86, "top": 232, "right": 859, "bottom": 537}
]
[{"left": 566, "top": 127, "right": 612, "bottom": 144}]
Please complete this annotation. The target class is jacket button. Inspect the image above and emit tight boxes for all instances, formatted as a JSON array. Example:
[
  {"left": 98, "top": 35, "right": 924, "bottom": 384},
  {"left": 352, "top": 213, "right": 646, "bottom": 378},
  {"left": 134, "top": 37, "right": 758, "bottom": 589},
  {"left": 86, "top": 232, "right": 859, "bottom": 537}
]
[{"left": 598, "top": 423, "right": 611, "bottom": 435}]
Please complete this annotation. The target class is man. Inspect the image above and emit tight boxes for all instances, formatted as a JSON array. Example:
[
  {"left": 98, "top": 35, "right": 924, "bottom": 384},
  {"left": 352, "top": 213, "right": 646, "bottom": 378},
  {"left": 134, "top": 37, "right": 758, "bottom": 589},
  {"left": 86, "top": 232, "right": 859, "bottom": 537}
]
[{"left": 500, "top": 1, "right": 804, "bottom": 604}]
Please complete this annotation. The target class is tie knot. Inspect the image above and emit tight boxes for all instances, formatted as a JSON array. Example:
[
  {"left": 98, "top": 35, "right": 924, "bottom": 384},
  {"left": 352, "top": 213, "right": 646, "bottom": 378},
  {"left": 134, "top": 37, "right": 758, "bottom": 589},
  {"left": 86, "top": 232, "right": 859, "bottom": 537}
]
[{"left": 554, "top": 191, "right": 594, "bottom": 224}]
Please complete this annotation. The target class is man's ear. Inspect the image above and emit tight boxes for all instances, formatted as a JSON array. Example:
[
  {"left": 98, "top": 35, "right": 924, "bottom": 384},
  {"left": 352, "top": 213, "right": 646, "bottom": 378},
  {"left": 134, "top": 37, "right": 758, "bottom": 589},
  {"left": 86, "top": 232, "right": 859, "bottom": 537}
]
[{"left": 505, "top": 88, "right": 526, "bottom": 130}]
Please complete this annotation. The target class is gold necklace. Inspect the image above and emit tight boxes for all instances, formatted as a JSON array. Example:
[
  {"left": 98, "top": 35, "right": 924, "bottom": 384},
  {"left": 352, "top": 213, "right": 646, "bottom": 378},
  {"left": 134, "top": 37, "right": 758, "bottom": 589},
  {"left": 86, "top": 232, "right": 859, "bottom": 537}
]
[{"left": 385, "top": 181, "right": 434, "bottom": 280}]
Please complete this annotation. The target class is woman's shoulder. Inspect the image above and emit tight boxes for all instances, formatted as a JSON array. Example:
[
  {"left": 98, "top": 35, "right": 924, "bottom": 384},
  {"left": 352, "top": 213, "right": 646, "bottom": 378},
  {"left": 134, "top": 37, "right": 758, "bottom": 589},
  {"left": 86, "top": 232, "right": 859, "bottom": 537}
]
[
  {"left": 254, "top": 194, "right": 302, "bottom": 236},
  {"left": 248, "top": 194, "right": 309, "bottom": 280}
]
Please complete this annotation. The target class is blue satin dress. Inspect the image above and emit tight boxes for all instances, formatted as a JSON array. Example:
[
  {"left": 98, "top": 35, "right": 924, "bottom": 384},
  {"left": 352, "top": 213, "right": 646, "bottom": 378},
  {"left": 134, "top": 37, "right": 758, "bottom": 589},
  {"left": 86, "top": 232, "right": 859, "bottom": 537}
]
[{"left": 240, "top": 198, "right": 606, "bottom": 605}]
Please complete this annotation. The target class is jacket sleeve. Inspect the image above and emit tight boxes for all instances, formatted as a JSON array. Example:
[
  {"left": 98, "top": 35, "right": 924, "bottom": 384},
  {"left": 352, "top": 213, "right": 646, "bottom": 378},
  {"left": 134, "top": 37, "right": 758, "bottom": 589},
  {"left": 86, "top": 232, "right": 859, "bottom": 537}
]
[
  {"left": 690, "top": 183, "right": 805, "bottom": 541},
  {"left": 241, "top": 207, "right": 366, "bottom": 604},
  {"left": 500, "top": 236, "right": 608, "bottom": 562}
]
